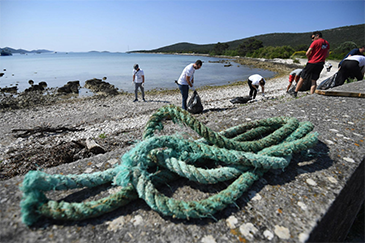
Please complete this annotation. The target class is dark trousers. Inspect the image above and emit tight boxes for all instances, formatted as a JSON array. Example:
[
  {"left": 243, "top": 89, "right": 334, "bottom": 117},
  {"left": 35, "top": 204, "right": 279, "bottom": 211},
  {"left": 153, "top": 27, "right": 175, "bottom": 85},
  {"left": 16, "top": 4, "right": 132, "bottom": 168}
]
[
  {"left": 248, "top": 80, "right": 258, "bottom": 99},
  {"left": 178, "top": 84, "right": 189, "bottom": 110},
  {"left": 335, "top": 60, "right": 363, "bottom": 86}
]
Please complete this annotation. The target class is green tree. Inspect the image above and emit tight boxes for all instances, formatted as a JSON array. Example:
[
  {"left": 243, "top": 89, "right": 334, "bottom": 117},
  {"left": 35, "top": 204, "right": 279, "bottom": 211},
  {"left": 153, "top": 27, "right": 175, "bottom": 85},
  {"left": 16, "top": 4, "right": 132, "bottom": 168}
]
[
  {"left": 211, "top": 42, "right": 229, "bottom": 55},
  {"left": 293, "top": 44, "right": 308, "bottom": 51},
  {"left": 249, "top": 46, "right": 295, "bottom": 59},
  {"left": 237, "top": 38, "right": 263, "bottom": 56},
  {"left": 223, "top": 49, "right": 238, "bottom": 56},
  {"left": 329, "top": 41, "right": 358, "bottom": 60}
]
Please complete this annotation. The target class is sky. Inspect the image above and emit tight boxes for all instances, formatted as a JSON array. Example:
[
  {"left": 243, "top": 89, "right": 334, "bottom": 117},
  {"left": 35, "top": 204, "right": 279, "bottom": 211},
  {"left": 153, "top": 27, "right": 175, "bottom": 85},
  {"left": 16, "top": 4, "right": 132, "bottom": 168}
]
[{"left": 0, "top": 0, "right": 364, "bottom": 53}]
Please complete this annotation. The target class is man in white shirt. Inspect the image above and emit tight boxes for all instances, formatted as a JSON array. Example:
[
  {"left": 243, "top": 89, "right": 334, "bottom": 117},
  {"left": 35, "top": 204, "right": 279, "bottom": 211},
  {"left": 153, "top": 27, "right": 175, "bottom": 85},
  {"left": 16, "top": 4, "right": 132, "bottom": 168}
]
[
  {"left": 247, "top": 74, "right": 266, "bottom": 99},
  {"left": 335, "top": 55, "right": 365, "bottom": 87},
  {"left": 177, "top": 60, "right": 202, "bottom": 110},
  {"left": 133, "top": 64, "right": 145, "bottom": 102}
]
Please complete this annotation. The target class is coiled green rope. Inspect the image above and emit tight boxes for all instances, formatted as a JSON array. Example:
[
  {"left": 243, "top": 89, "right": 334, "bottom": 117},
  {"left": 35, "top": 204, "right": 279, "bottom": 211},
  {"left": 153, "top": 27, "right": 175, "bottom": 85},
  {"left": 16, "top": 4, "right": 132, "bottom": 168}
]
[{"left": 20, "top": 104, "right": 318, "bottom": 226}]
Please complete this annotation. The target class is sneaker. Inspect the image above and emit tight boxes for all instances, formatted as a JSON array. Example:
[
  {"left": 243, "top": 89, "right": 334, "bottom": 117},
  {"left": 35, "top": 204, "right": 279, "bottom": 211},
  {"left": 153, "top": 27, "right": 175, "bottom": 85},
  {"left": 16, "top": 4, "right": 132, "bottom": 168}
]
[
  {"left": 290, "top": 92, "right": 297, "bottom": 98},
  {"left": 133, "top": 99, "right": 138, "bottom": 102},
  {"left": 143, "top": 99, "right": 146, "bottom": 102}
]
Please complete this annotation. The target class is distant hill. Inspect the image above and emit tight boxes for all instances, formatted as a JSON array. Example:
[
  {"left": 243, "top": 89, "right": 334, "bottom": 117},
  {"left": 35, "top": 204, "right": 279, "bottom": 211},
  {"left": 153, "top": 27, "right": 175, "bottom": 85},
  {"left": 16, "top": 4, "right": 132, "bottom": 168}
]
[
  {"left": 136, "top": 24, "right": 364, "bottom": 54},
  {"left": 0, "top": 47, "right": 53, "bottom": 54}
]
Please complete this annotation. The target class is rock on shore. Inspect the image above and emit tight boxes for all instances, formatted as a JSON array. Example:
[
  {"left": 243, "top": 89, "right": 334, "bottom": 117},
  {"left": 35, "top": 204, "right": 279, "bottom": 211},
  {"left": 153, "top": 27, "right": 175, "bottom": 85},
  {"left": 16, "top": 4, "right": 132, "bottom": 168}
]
[{"left": 0, "top": 58, "right": 339, "bottom": 179}]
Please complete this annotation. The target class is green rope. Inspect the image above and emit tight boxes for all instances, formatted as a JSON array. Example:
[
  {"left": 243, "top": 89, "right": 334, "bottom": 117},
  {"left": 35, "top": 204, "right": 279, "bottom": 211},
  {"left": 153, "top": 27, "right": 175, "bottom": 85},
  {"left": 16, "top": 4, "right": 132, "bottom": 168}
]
[{"left": 20, "top": 104, "right": 318, "bottom": 226}]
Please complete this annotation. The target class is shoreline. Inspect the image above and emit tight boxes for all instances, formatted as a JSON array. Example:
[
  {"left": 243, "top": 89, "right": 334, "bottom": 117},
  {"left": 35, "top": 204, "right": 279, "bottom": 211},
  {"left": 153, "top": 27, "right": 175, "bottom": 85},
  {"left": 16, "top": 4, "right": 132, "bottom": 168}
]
[
  {"left": 0, "top": 57, "right": 339, "bottom": 178},
  {"left": 0, "top": 53, "right": 282, "bottom": 98},
  {"left": 0, "top": 56, "right": 314, "bottom": 110}
]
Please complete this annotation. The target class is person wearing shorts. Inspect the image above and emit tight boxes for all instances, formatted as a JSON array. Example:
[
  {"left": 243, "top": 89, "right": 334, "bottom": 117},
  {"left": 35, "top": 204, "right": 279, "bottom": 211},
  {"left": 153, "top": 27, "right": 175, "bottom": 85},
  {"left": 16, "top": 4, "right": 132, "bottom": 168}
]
[
  {"left": 293, "top": 31, "right": 330, "bottom": 97},
  {"left": 287, "top": 69, "right": 302, "bottom": 92}
]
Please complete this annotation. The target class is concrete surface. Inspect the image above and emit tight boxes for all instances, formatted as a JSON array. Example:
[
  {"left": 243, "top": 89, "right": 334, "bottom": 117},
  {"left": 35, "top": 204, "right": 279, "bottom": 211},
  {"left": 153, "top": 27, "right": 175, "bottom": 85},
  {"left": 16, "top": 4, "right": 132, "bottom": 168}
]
[{"left": 0, "top": 81, "right": 364, "bottom": 243}]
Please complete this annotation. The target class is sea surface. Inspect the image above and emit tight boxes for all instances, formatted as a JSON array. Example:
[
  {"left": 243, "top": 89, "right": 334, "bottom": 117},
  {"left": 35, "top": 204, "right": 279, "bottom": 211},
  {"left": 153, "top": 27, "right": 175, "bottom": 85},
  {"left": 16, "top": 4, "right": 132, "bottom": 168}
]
[{"left": 0, "top": 52, "right": 275, "bottom": 96}]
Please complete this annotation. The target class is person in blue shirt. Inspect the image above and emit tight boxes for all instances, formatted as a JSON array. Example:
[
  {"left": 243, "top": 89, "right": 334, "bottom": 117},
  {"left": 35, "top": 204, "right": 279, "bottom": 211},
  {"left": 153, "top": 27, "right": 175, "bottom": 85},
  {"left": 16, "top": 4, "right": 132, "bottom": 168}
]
[{"left": 338, "top": 45, "right": 365, "bottom": 67}]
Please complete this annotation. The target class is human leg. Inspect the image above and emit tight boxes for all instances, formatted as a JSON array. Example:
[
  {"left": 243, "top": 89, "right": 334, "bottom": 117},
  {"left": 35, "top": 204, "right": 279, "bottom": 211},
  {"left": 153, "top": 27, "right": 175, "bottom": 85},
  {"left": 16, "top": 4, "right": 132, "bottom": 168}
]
[
  {"left": 345, "top": 60, "right": 363, "bottom": 81},
  {"left": 309, "top": 64, "right": 323, "bottom": 94},
  {"left": 140, "top": 84, "right": 145, "bottom": 100},
  {"left": 178, "top": 84, "right": 189, "bottom": 110},
  {"left": 334, "top": 60, "right": 360, "bottom": 86},
  {"left": 248, "top": 80, "right": 257, "bottom": 99},
  {"left": 310, "top": 79, "right": 317, "bottom": 94},
  {"left": 294, "top": 77, "right": 305, "bottom": 93},
  {"left": 296, "top": 63, "right": 323, "bottom": 94},
  {"left": 286, "top": 82, "right": 292, "bottom": 92},
  {"left": 134, "top": 83, "right": 139, "bottom": 101}
]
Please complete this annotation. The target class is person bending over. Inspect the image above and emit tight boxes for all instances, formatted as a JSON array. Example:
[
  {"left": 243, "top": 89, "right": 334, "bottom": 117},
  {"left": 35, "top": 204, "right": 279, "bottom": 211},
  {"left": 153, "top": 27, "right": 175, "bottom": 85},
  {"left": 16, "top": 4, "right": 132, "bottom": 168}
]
[
  {"left": 177, "top": 60, "right": 202, "bottom": 110},
  {"left": 248, "top": 74, "right": 265, "bottom": 99},
  {"left": 287, "top": 69, "right": 302, "bottom": 92},
  {"left": 335, "top": 55, "right": 365, "bottom": 87}
]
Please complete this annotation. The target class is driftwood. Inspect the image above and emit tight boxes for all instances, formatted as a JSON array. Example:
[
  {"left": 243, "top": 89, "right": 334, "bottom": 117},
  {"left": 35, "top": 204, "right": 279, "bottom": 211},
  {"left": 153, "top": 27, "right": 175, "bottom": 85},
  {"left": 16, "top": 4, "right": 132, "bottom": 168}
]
[
  {"left": 86, "top": 138, "right": 105, "bottom": 154},
  {"left": 12, "top": 126, "right": 84, "bottom": 138},
  {"left": 315, "top": 90, "right": 365, "bottom": 98}
]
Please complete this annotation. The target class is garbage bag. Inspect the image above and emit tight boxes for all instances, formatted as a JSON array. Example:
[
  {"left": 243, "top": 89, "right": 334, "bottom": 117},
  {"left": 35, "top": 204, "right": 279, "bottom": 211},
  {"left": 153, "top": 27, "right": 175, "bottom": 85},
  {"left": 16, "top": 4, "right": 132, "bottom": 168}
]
[
  {"left": 187, "top": 90, "right": 203, "bottom": 114},
  {"left": 230, "top": 96, "right": 252, "bottom": 104},
  {"left": 317, "top": 73, "right": 337, "bottom": 90}
]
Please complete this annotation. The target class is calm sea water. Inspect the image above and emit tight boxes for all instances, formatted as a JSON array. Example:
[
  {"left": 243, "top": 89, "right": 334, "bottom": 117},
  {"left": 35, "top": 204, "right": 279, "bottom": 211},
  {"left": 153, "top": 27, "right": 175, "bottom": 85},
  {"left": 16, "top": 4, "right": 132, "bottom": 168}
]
[{"left": 0, "top": 52, "right": 275, "bottom": 96}]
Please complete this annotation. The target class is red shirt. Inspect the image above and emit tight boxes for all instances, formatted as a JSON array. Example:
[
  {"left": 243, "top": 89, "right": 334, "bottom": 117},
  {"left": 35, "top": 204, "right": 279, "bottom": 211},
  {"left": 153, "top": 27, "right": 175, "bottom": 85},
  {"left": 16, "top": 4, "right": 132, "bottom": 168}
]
[{"left": 308, "top": 38, "right": 330, "bottom": 63}]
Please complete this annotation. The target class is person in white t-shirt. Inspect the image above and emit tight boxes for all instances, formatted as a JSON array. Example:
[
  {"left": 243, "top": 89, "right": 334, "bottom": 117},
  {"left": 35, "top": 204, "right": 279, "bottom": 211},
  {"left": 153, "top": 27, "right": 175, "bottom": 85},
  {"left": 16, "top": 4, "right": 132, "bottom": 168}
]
[
  {"left": 132, "top": 64, "right": 145, "bottom": 102},
  {"left": 177, "top": 60, "right": 202, "bottom": 110},
  {"left": 287, "top": 69, "right": 302, "bottom": 92},
  {"left": 247, "top": 74, "right": 266, "bottom": 99},
  {"left": 335, "top": 55, "right": 365, "bottom": 87}
]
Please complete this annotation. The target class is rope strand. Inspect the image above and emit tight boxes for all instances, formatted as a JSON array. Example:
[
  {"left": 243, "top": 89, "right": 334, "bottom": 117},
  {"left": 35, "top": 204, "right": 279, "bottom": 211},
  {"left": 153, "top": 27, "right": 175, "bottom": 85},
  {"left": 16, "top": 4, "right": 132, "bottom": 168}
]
[{"left": 20, "top": 104, "right": 318, "bottom": 226}]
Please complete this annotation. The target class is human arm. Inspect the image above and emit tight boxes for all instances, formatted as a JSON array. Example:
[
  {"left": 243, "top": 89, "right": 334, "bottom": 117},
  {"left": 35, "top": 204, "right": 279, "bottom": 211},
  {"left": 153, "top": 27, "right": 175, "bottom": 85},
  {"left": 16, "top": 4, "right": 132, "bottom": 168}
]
[
  {"left": 132, "top": 74, "right": 135, "bottom": 82},
  {"left": 306, "top": 47, "right": 313, "bottom": 59},
  {"left": 260, "top": 83, "right": 265, "bottom": 95},
  {"left": 286, "top": 83, "right": 292, "bottom": 92},
  {"left": 186, "top": 76, "right": 193, "bottom": 87},
  {"left": 142, "top": 75, "right": 145, "bottom": 83}
]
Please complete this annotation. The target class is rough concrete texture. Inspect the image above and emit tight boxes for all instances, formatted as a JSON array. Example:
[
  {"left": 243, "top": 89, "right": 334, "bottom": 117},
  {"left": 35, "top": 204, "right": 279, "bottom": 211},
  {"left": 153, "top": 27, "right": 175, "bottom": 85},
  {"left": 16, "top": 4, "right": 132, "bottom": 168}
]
[{"left": 1, "top": 81, "right": 364, "bottom": 243}]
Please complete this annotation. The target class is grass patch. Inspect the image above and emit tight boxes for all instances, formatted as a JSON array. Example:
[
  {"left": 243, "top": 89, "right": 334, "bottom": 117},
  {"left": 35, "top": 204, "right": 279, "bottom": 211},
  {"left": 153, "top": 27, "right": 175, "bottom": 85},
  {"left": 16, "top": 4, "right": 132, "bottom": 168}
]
[{"left": 99, "top": 133, "right": 107, "bottom": 139}]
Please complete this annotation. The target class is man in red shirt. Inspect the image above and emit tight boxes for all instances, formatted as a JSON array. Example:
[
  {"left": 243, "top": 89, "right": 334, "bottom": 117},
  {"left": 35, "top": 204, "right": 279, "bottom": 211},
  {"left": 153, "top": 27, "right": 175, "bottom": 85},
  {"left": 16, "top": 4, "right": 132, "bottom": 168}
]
[{"left": 292, "top": 31, "right": 330, "bottom": 97}]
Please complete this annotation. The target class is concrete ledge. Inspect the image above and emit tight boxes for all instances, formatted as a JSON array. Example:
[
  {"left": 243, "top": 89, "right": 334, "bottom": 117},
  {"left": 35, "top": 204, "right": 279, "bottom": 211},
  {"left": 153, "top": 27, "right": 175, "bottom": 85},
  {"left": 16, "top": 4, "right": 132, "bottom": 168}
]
[
  {"left": 0, "top": 81, "right": 364, "bottom": 243},
  {"left": 308, "top": 158, "right": 364, "bottom": 242}
]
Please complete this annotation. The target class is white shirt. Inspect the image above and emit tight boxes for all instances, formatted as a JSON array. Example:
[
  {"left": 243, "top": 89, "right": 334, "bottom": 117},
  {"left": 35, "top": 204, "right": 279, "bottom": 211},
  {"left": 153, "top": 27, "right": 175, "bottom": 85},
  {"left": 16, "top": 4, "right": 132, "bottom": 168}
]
[
  {"left": 345, "top": 55, "right": 365, "bottom": 67},
  {"left": 178, "top": 63, "right": 195, "bottom": 85},
  {"left": 248, "top": 74, "right": 266, "bottom": 86},
  {"left": 290, "top": 69, "right": 302, "bottom": 76},
  {"left": 133, "top": 69, "right": 144, "bottom": 83}
]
